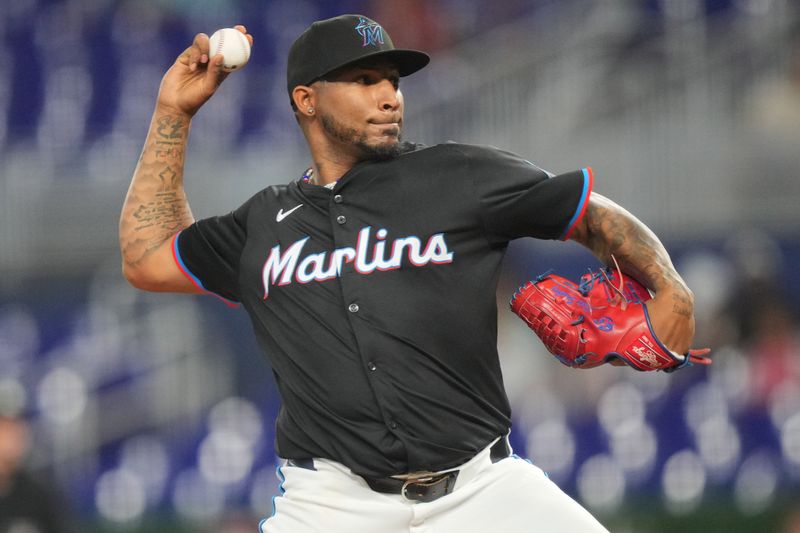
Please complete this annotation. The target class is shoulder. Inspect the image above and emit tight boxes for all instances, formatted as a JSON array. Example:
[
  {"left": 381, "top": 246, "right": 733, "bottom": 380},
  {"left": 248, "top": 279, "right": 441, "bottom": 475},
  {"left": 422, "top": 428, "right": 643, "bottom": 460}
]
[
  {"left": 427, "top": 142, "right": 526, "bottom": 164},
  {"left": 241, "top": 183, "right": 296, "bottom": 208},
  {"left": 229, "top": 183, "right": 295, "bottom": 225},
  {"left": 392, "top": 142, "right": 504, "bottom": 165},
  {"left": 432, "top": 143, "right": 546, "bottom": 177}
]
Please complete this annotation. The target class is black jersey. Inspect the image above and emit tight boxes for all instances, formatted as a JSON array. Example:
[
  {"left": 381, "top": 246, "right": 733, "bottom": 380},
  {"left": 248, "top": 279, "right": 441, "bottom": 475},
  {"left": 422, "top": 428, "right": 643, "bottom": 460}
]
[{"left": 174, "top": 142, "right": 593, "bottom": 477}]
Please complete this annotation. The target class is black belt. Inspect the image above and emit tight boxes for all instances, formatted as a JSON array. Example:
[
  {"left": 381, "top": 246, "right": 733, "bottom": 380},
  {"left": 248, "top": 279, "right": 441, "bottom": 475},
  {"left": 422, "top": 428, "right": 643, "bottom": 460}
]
[{"left": 287, "top": 437, "right": 511, "bottom": 503}]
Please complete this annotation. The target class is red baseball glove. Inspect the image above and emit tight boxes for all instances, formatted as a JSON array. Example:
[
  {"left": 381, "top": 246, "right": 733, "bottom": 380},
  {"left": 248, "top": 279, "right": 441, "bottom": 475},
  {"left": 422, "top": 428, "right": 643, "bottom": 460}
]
[{"left": 509, "top": 267, "right": 711, "bottom": 372}]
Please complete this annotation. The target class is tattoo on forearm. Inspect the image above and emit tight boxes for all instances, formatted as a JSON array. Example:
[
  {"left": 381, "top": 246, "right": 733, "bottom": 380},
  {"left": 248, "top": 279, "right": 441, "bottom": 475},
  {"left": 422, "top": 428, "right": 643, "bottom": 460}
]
[
  {"left": 580, "top": 198, "right": 687, "bottom": 295},
  {"left": 155, "top": 145, "right": 184, "bottom": 160},
  {"left": 671, "top": 292, "right": 692, "bottom": 318},
  {"left": 574, "top": 196, "right": 697, "bottom": 349},
  {"left": 156, "top": 115, "right": 186, "bottom": 140},
  {"left": 132, "top": 192, "right": 188, "bottom": 230},
  {"left": 121, "top": 113, "right": 193, "bottom": 268},
  {"left": 158, "top": 166, "right": 178, "bottom": 189},
  {"left": 672, "top": 304, "right": 692, "bottom": 318},
  {"left": 155, "top": 117, "right": 186, "bottom": 160}
]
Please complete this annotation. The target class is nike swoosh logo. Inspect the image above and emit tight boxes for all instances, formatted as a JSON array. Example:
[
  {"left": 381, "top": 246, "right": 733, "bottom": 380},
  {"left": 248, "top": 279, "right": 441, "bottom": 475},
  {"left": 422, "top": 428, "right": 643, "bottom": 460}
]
[{"left": 276, "top": 204, "right": 304, "bottom": 222}]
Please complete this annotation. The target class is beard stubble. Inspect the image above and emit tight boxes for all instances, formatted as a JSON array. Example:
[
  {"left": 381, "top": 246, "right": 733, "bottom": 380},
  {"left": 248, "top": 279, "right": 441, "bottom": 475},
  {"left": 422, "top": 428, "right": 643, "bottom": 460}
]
[{"left": 319, "top": 113, "right": 403, "bottom": 161}]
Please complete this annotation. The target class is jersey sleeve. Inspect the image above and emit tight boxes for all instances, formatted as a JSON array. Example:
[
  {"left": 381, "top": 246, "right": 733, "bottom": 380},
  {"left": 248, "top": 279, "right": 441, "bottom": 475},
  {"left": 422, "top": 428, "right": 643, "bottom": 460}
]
[
  {"left": 173, "top": 199, "right": 252, "bottom": 304},
  {"left": 464, "top": 145, "right": 593, "bottom": 244}
]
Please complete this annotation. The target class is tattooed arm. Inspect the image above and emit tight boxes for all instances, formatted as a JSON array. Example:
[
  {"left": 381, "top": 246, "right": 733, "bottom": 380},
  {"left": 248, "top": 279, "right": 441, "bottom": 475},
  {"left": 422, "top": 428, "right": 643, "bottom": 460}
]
[
  {"left": 119, "top": 110, "right": 199, "bottom": 292},
  {"left": 119, "top": 26, "right": 252, "bottom": 292},
  {"left": 569, "top": 193, "right": 698, "bottom": 355}
]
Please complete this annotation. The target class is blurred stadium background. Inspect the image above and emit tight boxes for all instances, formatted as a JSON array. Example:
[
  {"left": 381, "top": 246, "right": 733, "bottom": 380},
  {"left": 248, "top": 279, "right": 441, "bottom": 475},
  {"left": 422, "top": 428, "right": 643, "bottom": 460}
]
[{"left": 1, "top": 0, "right": 799, "bottom": 531}]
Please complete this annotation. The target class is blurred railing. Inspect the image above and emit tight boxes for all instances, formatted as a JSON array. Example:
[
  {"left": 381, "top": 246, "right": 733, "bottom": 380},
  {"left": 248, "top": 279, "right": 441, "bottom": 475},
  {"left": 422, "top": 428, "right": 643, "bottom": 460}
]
[
  {"left": 1, "top": 2, "right": 798, "bottom": 278},
  {"left": 401, "top": 1, "right": 799, "bottom": 237}
]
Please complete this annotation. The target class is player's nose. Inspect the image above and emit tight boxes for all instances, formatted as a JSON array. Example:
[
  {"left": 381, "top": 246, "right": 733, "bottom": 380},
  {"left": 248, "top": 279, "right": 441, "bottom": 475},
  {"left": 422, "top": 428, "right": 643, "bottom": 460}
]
[{"left": 375, "top": 80, "right": 400, "bottom": 111}]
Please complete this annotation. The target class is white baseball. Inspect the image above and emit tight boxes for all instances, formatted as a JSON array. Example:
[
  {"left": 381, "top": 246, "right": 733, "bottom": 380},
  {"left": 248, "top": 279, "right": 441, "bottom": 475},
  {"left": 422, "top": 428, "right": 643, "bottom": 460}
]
[{"left": 208, "top": 28, "right": 251, "bottom": 72}]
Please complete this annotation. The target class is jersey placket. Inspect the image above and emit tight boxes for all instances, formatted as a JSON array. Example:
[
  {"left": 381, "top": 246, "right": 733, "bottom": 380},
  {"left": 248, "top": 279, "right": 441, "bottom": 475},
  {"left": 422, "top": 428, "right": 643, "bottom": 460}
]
[{"left": 329, "top": 187, "right": 404, "bottom": 437}]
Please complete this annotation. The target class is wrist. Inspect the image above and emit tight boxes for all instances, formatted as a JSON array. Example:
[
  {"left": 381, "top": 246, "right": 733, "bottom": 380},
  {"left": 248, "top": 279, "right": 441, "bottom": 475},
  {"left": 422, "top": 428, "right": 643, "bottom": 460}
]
[{"left": 154, "top": 102, "right": 194, "bottom": 120}]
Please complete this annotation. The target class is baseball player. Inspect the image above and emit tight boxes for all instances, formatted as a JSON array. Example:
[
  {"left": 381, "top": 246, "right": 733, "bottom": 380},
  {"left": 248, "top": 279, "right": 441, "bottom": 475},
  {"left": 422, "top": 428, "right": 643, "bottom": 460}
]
[{"left": 119, "top": 15, "right": 703, "bottom": 532}]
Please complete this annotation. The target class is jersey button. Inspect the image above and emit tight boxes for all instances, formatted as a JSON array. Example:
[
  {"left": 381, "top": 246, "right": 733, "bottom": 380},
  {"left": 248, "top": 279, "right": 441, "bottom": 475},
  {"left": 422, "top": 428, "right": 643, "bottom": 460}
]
[
  {"left": 348, "top": 303, "right": 359, "bottom": 313},
  {"left": 336, "top": 215, "right": 346, "bottom": 224},
  {"left": 333, "top": 194, "right": 343, "bottom": 204},
  {"left": 389, "top": 421, "right": 398, "bottom": 430},
  {"left": 367, "top": 361, "right": 377, "bottom": 371}
]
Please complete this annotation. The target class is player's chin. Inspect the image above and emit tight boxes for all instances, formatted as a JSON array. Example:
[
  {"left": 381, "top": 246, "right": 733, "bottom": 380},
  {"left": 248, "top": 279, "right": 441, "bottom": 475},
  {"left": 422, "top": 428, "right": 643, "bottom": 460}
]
[
  {"left": 373, "top": 126, "right": 401, "bottom": 142},
  {"left": 369, "top": 128, "right": 402, "bottom": 147},
  {"left": 359, "top": 136, "right": 403, "bottom": 160},
  {"left": 374, "top": 136, "right": 400, "bottom": 149}
]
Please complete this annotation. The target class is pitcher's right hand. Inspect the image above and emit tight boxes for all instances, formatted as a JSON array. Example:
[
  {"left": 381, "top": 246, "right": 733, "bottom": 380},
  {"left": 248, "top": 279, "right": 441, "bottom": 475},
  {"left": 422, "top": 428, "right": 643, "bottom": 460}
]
[{"left": 156, "top": 25, "right": 253, "bottom": 117}]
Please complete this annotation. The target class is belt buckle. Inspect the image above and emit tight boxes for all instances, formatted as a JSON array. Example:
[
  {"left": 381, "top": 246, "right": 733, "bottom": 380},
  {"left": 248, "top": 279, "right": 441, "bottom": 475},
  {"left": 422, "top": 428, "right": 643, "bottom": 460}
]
[
  {"left": 400, "top": 472, "right": 456, "bottom": 503},
  {"left": 401, "top": 475, "right": 434, "bottom": 501}
]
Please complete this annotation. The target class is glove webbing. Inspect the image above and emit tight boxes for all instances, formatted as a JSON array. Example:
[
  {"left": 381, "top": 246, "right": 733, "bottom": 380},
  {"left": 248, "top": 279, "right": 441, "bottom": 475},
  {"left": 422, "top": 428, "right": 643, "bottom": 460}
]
[{"left": 515, "top": 283, "right": 572, "bottom": 356}]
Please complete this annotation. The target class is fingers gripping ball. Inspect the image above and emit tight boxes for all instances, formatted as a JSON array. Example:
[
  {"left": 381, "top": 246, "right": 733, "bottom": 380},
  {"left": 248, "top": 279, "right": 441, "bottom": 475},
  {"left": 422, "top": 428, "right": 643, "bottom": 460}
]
[
  {"left": 509, "top": 268, "right": 712, "bottom": 372},
  {"left": 209, "top": 28, "right": 251, "bottom": 72}
]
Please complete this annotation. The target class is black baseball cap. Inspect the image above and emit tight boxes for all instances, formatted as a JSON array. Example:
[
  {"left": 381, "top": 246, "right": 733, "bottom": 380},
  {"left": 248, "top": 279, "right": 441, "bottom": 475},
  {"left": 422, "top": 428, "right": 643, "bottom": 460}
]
[{"left": 286, "top": 14, "right": 430, "bottom": 99}]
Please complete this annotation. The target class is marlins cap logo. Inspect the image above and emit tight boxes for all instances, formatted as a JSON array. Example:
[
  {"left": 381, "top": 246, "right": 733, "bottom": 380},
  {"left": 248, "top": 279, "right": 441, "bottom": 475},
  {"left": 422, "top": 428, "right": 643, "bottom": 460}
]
[{"left": 355, "top": 17, "right": 385, "bottom": 47}]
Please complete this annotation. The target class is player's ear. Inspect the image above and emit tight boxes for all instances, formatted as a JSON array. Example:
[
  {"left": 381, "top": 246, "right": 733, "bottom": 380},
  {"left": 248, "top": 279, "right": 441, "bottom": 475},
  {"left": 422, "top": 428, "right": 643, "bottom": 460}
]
[{"left": 292, "top": 86, "right": 316, "bottom": 118}]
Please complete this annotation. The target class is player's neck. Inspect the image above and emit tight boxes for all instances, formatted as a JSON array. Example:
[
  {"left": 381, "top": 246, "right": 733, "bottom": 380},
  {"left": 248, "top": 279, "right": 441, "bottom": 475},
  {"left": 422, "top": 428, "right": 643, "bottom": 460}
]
[
  {"left": 308, "top": 146, "right": 359, "bottom": 186},
  {"left": 310, "top": 162, "right": 351, "bottom": 186}
]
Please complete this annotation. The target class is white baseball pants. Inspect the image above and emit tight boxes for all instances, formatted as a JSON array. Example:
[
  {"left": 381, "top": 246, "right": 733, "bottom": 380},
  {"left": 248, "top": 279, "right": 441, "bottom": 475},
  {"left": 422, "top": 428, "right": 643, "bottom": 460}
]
[{"left": 259, "top": 440, "right": 609, "bottom": 533}]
